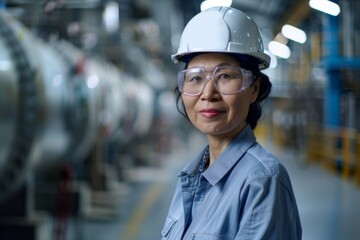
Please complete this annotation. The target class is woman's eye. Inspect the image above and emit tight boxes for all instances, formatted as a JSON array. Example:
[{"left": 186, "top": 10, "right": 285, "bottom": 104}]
[
  {"left": 218, "top": 74, "right": 231, "bottom": 80},
  {"left": 187, "top": 75, "right": 202, "bottom": 82}
]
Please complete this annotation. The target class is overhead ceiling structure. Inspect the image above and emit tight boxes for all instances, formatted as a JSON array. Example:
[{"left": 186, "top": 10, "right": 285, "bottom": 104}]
[
  {"left": 2, "top": 0, "right": 324, "bottom": 68},
  {"left": 233, "top": 0, "right": 298, "bottom": 23},
  {"left": 231, "top": 0, "right": 311, "bottom": 39}
]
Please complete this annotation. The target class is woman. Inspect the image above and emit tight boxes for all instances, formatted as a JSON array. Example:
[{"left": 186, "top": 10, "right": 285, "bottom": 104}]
[{"left": 162, "top": 6, "right": 302, "bottom": 240}]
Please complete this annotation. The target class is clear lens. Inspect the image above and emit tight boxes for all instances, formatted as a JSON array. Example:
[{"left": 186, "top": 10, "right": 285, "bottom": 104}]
[{"left": 177, "top": 66, "right": 254, "bottom": 96}]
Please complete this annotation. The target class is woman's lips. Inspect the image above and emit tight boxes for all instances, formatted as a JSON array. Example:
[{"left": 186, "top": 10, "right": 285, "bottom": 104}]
[{"left": 199, "top": 108, "right": 225, "bottom": 118}]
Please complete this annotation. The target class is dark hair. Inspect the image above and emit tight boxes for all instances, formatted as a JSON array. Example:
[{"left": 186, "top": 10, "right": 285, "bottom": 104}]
[
  {"left": 174, "top": 54, "right": 272, "bottom": 129},
  {"left": 246, "top": 72, "right": 272, "bottom": 129}
]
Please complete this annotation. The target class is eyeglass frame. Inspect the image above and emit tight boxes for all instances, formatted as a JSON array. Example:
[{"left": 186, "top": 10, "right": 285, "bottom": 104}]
[{"left": 176, "top": 65, "right": 257, "bottom": 97}]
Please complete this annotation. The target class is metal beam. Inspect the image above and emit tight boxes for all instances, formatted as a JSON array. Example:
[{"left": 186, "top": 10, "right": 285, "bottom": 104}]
[{"left": 273, "top": 0, "right": 311, "bottom": 34}]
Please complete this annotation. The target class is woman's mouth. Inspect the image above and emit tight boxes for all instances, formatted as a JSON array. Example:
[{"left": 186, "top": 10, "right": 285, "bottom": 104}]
[{"left": 199, "top": 108, "right": 225, "bottom": 118}]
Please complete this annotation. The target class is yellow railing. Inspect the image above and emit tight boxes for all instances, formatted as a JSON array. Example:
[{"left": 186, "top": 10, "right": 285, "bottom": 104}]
[
  {"left": 306, "top": 124, "right": 327, "bottom": 164},
  {"left": 306, "top": 125, "right": 360, "bottom": 186},
  {"left": 255, "top": 121, "right": 360, "bottom": 187}
]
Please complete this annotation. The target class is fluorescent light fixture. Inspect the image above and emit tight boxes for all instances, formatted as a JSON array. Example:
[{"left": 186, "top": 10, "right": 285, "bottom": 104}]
[
  {"left": 268, "top": 41, "right": 291, "bottom": 59},
  {"left": 309, "top": 0, "right": 340, "bottom": 16},
  {"left": 281, "top": 24, "right": 307, "bottom": 44},
  {"left": 103, "top": 1, "right": 119, "bottom": 33},
  {"left": 200, "top": 0, "right": 232, "bottom": 11}
]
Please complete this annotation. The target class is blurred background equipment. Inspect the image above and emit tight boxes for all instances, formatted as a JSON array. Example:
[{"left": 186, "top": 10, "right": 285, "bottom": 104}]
[
  {"left": 0, "top": 0, "right": 360, "bottom": 239},
  {"left": 0, "top": 6, "right": 161, "bottom": 239}
]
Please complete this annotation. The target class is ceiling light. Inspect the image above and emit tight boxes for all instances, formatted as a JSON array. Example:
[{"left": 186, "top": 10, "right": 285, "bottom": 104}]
[
  {"left": 103, "top": 1, "right": 119, "bottom": 33},
  {"left": 200, "top": 0, "right": 232, "bottom": 12},
  {"left": 268, "top": 41, "right": 291, "bottom": 59},
  {"left": 309, "top": 0, "right": 340, "bottom": 16},
  {"left": 281, "top": 24, "right": 307, "bottom": 44}
]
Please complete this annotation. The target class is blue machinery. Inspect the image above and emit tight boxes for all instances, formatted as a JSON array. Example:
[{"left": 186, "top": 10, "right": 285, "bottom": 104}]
[{"left": 323, "top": 0, "right": 360, "bottom": 128}]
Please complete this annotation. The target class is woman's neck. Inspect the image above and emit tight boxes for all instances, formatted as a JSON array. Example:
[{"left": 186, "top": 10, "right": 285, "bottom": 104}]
[{"left": 207, "top": 129, "right": 242, "bottom": 164}]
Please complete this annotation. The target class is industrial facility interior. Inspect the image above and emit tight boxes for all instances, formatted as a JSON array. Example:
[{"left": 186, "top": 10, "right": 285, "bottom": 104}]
[{"left": 0, "top": 0, "right": 360, "bottom": 239}]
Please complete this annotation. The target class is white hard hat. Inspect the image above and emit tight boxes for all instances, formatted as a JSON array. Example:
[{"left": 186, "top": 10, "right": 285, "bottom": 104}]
[{"left": 172, "top": 6, "right": 270, "bottom": 70}]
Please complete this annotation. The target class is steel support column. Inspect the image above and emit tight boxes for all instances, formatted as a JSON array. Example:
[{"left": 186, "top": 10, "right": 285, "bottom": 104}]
[{"left": 323, "top": 11, "right": 340, "bottom": 127}]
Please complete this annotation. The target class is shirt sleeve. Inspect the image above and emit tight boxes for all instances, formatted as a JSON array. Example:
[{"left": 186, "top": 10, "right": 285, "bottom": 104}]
[{"left": 235, "top": 174, "right": 302, "bottom": 240}]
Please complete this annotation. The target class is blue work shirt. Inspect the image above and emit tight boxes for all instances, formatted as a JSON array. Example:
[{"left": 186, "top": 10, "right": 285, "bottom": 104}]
[{"left": 161, "top": 125, "right": 302, "bottom": 239}]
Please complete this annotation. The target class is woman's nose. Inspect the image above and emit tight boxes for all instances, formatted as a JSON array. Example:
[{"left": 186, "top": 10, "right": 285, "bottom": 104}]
[{"left": 200, "top": 78, "right": 221, "bottom": 101}]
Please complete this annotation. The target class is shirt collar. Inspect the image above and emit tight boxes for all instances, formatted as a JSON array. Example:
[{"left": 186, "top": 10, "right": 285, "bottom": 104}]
[
  {"left": 199, "top": 146, "right": 210, "bottom": 173},
  {"left": 179, "top": 147, "right": 207, "bottom": 177},
  {"left": 179, "top": 125, "right": 257, "bottom": 185}
]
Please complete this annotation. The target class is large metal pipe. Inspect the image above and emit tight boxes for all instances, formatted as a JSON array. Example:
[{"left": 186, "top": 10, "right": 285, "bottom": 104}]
[
  {"left": 0, "top": 12, "right": 155, "bottom": 204},
  {"left": 0, "top": 12, "right": 43, "bottom": 204}
]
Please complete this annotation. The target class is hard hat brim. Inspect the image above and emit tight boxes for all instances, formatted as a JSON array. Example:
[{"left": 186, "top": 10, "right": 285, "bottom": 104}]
[{"left": 172, "top": 51, "right": 270, "bottom": 70}]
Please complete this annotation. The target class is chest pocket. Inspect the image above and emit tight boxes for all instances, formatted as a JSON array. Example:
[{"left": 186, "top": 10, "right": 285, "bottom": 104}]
[{"left": 161, "top": 215, "right": 178, "bottom": 239}]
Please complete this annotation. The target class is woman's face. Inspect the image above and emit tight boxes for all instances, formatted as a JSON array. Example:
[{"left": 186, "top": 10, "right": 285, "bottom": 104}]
[{"left": 182, "top": 53, "right": 259, "bottom": 138}]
